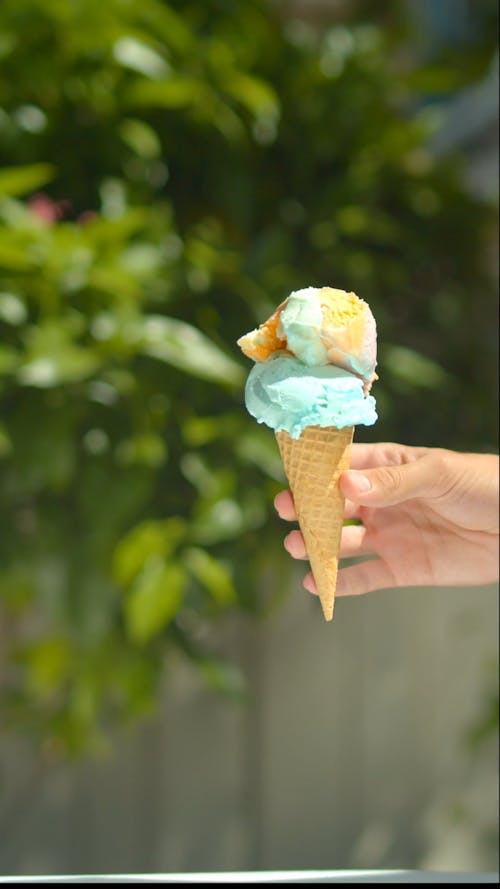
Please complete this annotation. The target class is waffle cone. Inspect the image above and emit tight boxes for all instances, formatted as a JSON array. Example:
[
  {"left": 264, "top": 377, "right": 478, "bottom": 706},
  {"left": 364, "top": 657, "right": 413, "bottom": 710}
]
[{"left": 276, "top": 425, "right": 354, "bottom": 621}]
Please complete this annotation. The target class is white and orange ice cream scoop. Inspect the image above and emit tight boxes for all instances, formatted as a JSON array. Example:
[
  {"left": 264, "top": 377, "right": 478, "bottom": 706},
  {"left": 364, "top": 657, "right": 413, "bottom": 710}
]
[{"left": 237, "top": 286, "right": 377, "bottom": 390}]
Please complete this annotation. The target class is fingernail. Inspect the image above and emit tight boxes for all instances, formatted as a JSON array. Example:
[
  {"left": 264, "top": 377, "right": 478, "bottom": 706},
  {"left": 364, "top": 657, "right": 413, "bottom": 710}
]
[{"left": 351, "top": 473, "right": 371, "bottom": 493}]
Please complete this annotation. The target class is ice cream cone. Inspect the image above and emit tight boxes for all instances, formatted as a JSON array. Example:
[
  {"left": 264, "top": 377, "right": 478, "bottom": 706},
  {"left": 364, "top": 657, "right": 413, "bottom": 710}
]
[{"left": 275, "top": 425, "right": 353, "bottom": 621}]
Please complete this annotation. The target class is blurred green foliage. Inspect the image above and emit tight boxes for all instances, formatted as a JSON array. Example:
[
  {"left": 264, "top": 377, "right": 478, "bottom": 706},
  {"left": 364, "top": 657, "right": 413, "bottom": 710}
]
[{"left": 0, "top": 0, "right": 497, "bottom": 756}]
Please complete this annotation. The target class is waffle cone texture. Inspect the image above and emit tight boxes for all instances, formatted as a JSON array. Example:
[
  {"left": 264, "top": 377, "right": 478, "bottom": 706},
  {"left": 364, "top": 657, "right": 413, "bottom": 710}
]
[{"left": 275, "top": 425, "right": 353, "bottom": 621}]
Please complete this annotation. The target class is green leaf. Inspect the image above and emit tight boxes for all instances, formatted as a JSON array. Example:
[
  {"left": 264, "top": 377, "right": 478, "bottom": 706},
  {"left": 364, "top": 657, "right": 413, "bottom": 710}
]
[
  {"left": 0, "top": 238, "right": 37, "bottom": 270},
  {"left": 224, "top": 73, "right": 279, "bottom": 117},
  {"left": 181, "top": 413, "right": 241, "bottom": 446},
  {"left": 119, "top": 118, "right": 162, "bottom": 159},
  {"left": 182, "top": 415, "right": 223, "bottom": 446},
  {"left": 404, "top": 64, "right": 466, "bottom": 95},
  {"left": 124, "top": 558, "right": 186, "bottom": 644},
  {"left": 127, "top": 77, "right": 203, "bottom": 109},
  {"left": 137, "top": 0, "right": 195, "bottom": 53},
  {"left": 113, "top": 517, "right": 186, "bottom": 587},
  {"left": 0, "top": 292, "right": 28, "bottom": 325},
  {"left": 140, "top": 315, "right": 244, "bottom": 386},
  {"left": 191, "top": 491, "right": 266, "bottom": 545},
  {"left": 17, "top": 322, "right": 100, "bottom": 387},
  {"left": 235, "top": 427, "right": 285, "bottom": 481},
  {"left": 106, "top": 650, "right": 157, "bottom": 718},
  {"left": 21, "top": 638, "right": 72, "bottom": 696},
  {"left": 112, "top": 37, "right": 170, "bottom": 79},
  {"left": 183, "top": 547, "right": 237, "bottom": 607},
  {"left": 380, "top": 344, "right": 454, "bottom": 390},
  {"left": 0, "top": 164, "right": 55, "bottom": 197},
  {"left": 18, "top": 354, "right": 98, "bottom": 387},
  {"left": 0, "top": 422, "right": 12, "bottom": 458},
  {"left": 179, "top": 452, "right": 221, "bottom": 496},
  {"left": 116, "top": 432, "right": 168, "bottom": 468},
  {"left": 0, "top": 345, "right": 19, "bottom": 375}
]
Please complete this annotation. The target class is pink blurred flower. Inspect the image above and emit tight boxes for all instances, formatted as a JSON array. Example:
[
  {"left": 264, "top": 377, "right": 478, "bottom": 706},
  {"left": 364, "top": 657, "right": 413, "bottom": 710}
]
[{"left": 28, "top": 193, "right": 71, "bottom": 224}]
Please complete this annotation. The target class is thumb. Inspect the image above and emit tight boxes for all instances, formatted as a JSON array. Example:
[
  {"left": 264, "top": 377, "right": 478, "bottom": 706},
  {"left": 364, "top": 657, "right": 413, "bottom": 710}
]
[{"left": 340, "top": 453, "right": 449, "bottom": 507}]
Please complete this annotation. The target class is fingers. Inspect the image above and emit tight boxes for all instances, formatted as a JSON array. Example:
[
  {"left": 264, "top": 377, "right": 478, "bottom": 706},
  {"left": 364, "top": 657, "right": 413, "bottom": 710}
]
[
  {"left": 284, "top": 524, "right": 372, "bottom": 561},
  {"left": 275, "top": 443, "right": 433, "bottom": 519},
  {"left": 344, "top": 499, "right": 362, "bottom": 521},
  {"left": 335, "top": 559, "right": 396, "bottom": 597},
  {"left": 284, "top": 529, "right": 307, "bottom": 559},
  {"left": 339, "top": 523, "right": 370, "bottom": 557},
  {"left": 304, "top": 558, "right": 395, "bottom": 599},
  {"left": 348, "top": 442, "right": 399, "bottom": 470},
  {"left": 274, "top": 490, "right": 296, "bottom": 521},
  {"left": 339, "top": 450, "right": 452, "bottom": 508},
  {"left": 303, "top": 571, "right": 317, "bottom": 595},
  {"left": 275, "top": 490, "right": 361, "bottom": 522}
]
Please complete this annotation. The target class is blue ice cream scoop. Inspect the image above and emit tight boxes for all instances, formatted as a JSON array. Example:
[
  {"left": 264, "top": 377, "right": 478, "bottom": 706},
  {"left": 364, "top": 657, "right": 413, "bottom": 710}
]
[{"left": 245, "top": 352, "right": 377, "bottom": 440}]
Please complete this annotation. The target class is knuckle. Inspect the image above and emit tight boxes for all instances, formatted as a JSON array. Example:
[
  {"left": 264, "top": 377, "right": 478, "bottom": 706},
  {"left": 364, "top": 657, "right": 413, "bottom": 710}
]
[
  {"left": 428, "top": 449, "right": 454, "bottom": 487},
  {"left": 428, "top": 449, "right": 463, "bottom": 499},
  {"left": 376, "top": 465, "right": 402, "bottom": 493},
  {"left": 429, "top": 449, "right": 450, "bottom": 474}
]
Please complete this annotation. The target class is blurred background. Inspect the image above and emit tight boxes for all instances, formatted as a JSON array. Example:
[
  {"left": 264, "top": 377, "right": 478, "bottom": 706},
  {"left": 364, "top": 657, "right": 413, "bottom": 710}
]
[{"left": 0, "top": 0, "right": 498, "bottom": 877}]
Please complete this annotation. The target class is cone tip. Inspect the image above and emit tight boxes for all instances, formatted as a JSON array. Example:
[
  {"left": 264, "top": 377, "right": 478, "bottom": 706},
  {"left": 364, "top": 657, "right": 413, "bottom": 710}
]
[{"left": 321, "top": 603, "right": 334, "bottom": 622}]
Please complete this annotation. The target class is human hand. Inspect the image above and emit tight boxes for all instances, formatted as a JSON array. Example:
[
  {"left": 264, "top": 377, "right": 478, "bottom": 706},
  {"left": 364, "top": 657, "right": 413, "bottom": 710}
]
[{"left": 274, "top": 443, "right": 499, "bottom": 599}]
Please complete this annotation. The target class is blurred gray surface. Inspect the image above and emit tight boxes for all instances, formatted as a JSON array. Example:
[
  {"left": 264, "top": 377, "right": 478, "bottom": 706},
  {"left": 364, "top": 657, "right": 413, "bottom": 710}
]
[
  {"left": 0, "top": 582, "right": 498, "bottom": 876},
  {"left": 0, "top": 870, "right": 499, "bottom": 883}
]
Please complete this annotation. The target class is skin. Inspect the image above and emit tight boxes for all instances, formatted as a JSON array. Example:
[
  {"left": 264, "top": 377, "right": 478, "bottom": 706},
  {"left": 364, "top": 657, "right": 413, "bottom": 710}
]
[{"left": 274, "top": 443, "right": 499, "bottom": 598}]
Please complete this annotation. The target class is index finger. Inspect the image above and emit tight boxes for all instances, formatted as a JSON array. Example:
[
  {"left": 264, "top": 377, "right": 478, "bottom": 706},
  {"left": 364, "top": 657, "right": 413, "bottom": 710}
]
[{"left": 348, "top": 442, "right": 430, "bottom": 470}]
